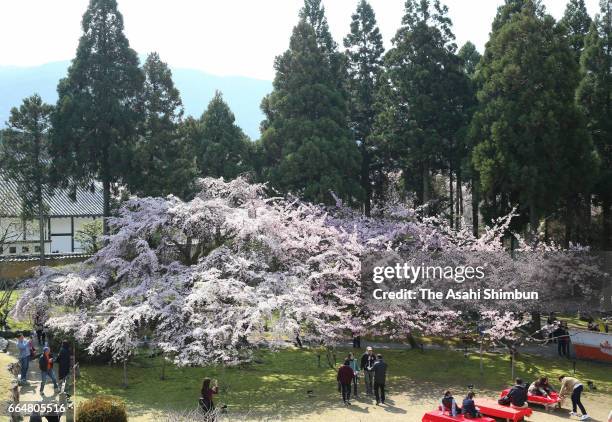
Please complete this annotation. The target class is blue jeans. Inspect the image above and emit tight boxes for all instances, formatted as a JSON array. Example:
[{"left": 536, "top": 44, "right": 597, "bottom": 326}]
[
  {"left": 19, "top": 357, "right": 29, "bottom": 382},
  {"left": 40, "top": 369, "right": 58, "bottom": 392}
]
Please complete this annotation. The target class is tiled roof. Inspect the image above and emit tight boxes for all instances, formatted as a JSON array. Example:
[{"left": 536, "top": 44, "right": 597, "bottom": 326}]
[{"left": 0, "top": 173, "right": 104, "bottom": 217}]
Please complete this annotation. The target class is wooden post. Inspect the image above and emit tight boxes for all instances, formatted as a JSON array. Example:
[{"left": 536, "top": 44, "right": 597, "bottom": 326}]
[
  {"left": 479, "top": 341, "right": 484, "bottom": 376},
  {"left": 123, "top": 359, "right": 128, "bottom": 388}
]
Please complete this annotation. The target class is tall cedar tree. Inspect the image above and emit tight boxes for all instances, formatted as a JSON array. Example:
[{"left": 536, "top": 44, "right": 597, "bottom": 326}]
[
  {"left": 300, "top": 0, "right": 336, "bottom": 53},
  {"left": 472, "top": 0, "right": 596, "bottom": 236},
  {"left": 559, "top": 0, "right": 593, "bottom": 63},
  {"left": 377, "top": 0, "right": 470, "bottom": 213},
  {"left": 300, "top": 0, "right": 348, "bottom": 95},
  {"left": 193, "top": 91, "right": 252, "bottom": 180},
  {"left": 458, "top": 41, "right": 482, "bottom": 236},
  {"left": 577, "top": 0, "right": 612, "bottom": 249},
  {"left": 458, "top": 41, "right": 481, "bottom": 77},
  {"left": 129, "top": 52, "right": 196, "bottom": 199},
  {"left": 344, "top": 0, "right": 385, "bottom": 216},
  {"left": 51, "top": 0, "right": 143, "bottom": 234},
  {"left": 260, "top": 21, "right": 361, "bottom": 204},
  {"left": 0, "top": 95, "right": 53, "bottom": 265}
]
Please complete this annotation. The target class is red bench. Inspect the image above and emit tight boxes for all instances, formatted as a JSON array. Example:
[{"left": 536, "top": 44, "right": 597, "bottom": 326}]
[
  {"left": 500, "top": 388, "right": 561, "bottom": 409},
  {"left": 475, "top": 398, "right": 533, "bottom": 422},
  {"left": 422, "top": 410, "right": 495, "bottom": 422}
]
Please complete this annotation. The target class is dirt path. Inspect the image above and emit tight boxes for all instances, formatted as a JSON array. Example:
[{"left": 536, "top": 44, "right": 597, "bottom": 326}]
[
  {"left": 7, "top": 338, "right": 71, "bottom": 420},
  {"left": 288, "top": 393, "right": 612, "bottom": 422},
  {"left": 125, "top": 393, "right": 611, "bottom": 421}
]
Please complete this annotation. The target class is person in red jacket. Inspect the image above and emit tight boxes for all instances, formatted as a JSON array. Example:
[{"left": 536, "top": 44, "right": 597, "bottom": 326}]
[{"left": 337, "top": 360, "right": 355, "bottom": 405}]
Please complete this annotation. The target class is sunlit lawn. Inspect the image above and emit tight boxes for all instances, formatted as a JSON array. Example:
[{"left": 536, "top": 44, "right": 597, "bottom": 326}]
[
  {"left": 74, "top": 347, "right": 612, "bottom": 419},
  {"left": 0, "top": 352, "right": 16, "bottom": 403}
]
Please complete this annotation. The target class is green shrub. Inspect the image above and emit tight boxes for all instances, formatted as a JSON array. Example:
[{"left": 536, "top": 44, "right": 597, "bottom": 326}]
[{"left": 77, "top": 396, "right": 128, "bottom": 422}]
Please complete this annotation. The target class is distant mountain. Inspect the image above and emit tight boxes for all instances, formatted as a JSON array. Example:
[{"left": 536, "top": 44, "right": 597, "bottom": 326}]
[{"left": 0, "top": 61, "right": 272, "bottom": 139}]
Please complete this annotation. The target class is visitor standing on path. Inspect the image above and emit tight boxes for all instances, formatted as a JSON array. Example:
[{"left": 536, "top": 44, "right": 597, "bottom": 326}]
[
  {"left": 347, "top": 352, "right": 359, "bottom": 398},
  {"left": 57, "top": 340, "right": 71, "bottom": 395},
  {"left": 555, "top": 323, "right": 570, "bottom": 357},
  {"left": 559, "top": 375, "right": 590, "bottom": 420},
  {"left": 33, "top": 313, "right": 46, "bottom": 347},
  {"left": 360, "top": 346, "right": 375, "bottom": 395},
  {"left": 337, "top": 360, "right": 354, "bottom": 405},
  {"left": 17, "top": 334, "right": 30, "bottom": 385},
  {"left": 372, "top": 354, "right": 387, "bottom": 405},
  {"left": 38, "top": 346, "right": 59, "bottom": 395}
]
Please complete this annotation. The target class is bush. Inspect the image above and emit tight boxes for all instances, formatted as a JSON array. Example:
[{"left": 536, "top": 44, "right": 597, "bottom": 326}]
[{"left": 77, "top": 396, "right": 128, "bottom": 422}]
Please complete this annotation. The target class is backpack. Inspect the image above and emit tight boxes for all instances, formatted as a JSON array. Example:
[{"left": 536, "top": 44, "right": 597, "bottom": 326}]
[{"left": 38, "top": 354, "right": 47, "bottom": 371}]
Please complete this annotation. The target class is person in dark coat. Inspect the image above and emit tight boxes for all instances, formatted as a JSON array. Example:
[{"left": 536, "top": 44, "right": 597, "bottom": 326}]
[
  {"left": 554, "top": 323, "right": 570, "bottom": 357},
  {"left": 506, "top": 378, "right": 528, "bottom": 408},
  {"left": 337, "top": 360, "right": 354, "bottom": 405},
  {"left": 360, "top": 346, "right": 376, "bottom": 395},
  {"left": 38, "top": 346, "right": 58, "bottom": 394},
  {"left": 462, "top": 391, "right": 482, "bottom": 418},
  {"left": 199, "top": 377, "right": 219, "bottom": 415},
  {"left": 372, "top": 354, "right": 387, "bottom": 405},
  {"left": 57, "top": 340, "right": 71, "bottom": 395}
]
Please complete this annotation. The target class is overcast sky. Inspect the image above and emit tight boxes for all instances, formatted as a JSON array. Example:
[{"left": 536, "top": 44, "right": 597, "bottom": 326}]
[{"left": 0, "top": 0, "right": 601, "bottom": 80}]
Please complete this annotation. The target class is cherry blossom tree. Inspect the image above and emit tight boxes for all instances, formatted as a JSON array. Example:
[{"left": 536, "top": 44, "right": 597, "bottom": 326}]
[{"left": 13, "top": 177, "right": 608, "bottom": 368}]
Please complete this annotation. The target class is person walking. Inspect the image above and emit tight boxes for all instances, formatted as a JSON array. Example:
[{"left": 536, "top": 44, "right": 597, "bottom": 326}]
[
  {"left": 33, "top": 315, "right": 46, "bottom": 347},
  {"left": 337, "top": 360, "right": 354, "bottom": 405},
  {"left": 17, "top": 334, "right": 30, "bottom": 385},
  {"left": 199, "top": 378, "right": 219, "bottom": 416},
  {"left": 559, "top": 375, "right": 590, "bottom": 420},
  {"left": 352, "top": 333, "right": 361, "bottom": 349},
  {"left": 372, "top": 354, "right": 387, "bottom": 405},
  {"left": 360, "top": 346, "right": 376, "bottom": 395},
  {"left": 38, "top": 346, "right": 58, "bottom": 395},
  {"left": 347, "top": 352, "right": 360, "bottom": 398},
  {"left": 57, "top": 340, "right": 71, "bottom": 396}
]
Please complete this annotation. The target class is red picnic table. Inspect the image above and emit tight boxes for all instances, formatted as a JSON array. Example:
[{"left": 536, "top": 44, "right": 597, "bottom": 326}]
[
  {"left": 422, "top": 410, "right": 495, "bottom": 422},
  {"left": 475, "top": 398, "right": 533, "bottom": 422},
  {"left": 500, "top": 388, "right": 561, "bottom": 410}
]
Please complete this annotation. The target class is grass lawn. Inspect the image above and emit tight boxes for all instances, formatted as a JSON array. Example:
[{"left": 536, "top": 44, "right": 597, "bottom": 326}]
[
  {"left": 75, "top": 347, "right": 612, "bottom": 419},
  {"left": 0, "top": 352, "right": 16, "bottom": 402}
]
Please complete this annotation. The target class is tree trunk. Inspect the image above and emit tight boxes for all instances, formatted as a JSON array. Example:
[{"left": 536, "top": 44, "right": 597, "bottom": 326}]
[
  {"left": 603, "top": 197, "right": 611, "bottom": 250},
  {"left": 564, "top": 195, "right": 575, "bottom": 248},
  {"left": 102, "top": 179, "right": 111, "bottom": 236},
  {"left": 583, "top": 193, "right": 592, "bottom": 245},
  {"left": 361, "top": 144, "right": 371, "bottom": 217},
  {"left": 449, "top": 166, "right": 454, "bottom": 229},
  {"left": 472, "top": 174, "right": 480, "bottom": 238},
  {"left": 529, "top": 202, "right": 538, "bottom": 241},
  {"left": 456, "top": 167, "right": 462, "bottom": 230},
  {"left": 479, "top": 340, "right": 484, "bottom": 376},
  {"left": 160, "top": 354, "right": 166, "bottom": 381},
  {"left": 422, "top": 162, "right": 430, "bottom": 207},
  {"left": 531, "top": 312, "right": 542, "bottom": 338},
  {"left": 38, "top": 208, "right": 45, "bottom": 267},
  {"left": 123, "top": 359, "right": 128, "bottom": 387}
]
